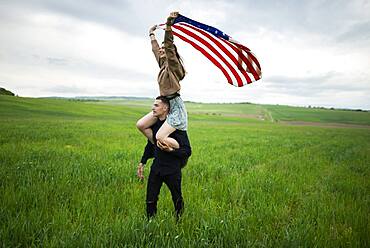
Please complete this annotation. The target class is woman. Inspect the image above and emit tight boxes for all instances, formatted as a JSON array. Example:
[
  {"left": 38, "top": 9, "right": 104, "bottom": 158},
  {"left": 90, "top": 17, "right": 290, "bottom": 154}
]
[{"left": 136, "top": 12, "right": 187, "bottom": 150}]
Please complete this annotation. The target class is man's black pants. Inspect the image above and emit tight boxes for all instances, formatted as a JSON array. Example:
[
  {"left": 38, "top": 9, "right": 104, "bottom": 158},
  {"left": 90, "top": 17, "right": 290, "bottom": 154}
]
[{"left": 146, "top": 169, "right": 183, "bottom": 218}]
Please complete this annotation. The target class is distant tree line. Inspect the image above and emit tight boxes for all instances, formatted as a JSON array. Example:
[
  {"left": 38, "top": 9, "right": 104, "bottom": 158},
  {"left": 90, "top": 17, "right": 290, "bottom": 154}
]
[
  {"left": 0, "top": 87, "right": 15, "bottom": 96},
  {"left": 307, "top": 105, "right": 368, "bottom": 112}
]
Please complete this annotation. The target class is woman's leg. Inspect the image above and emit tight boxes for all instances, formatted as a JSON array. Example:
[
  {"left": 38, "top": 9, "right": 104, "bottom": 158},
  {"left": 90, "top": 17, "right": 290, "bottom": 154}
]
[
  {"left": 156, "top": 121, "right": 180, "bottom": 149},
  {"left": 136, "top": 112, "right": 157, "bottom": 144}
]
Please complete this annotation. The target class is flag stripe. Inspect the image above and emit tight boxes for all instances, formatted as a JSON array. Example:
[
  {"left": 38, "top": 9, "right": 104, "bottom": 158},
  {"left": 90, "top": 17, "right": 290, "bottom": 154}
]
[{"left": 172, "top": 30, "right": 234, "bottom": 85}]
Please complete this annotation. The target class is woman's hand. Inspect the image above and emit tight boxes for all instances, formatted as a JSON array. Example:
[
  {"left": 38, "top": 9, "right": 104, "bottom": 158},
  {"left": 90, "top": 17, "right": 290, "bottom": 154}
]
[
  {"left": 149, "top": 25, "right": 157, "bottom": 35},
  {"left": 166, "top": 12, "right": 179, "bottom": 26},
  {"left": 157, "top": 140, "right": 174, "bottom": 152}
]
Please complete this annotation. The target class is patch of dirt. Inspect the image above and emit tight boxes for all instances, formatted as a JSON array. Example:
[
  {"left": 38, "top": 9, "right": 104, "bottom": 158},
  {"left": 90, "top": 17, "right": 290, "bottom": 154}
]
[
  {"left": 222, "top": 113, "right": 261, "bottom": 119},
  {"left": 279, "top": 121, "right": 370, "bottom": 129},
  {"left": 191, "top": 112, "right": 264, "bottom": 120}
]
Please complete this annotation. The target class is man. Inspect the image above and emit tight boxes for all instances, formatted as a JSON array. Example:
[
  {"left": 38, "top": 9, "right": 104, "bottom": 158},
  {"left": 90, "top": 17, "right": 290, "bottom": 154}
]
[{"left": 137, "top": 96, "right": 191, "bottom": 219}]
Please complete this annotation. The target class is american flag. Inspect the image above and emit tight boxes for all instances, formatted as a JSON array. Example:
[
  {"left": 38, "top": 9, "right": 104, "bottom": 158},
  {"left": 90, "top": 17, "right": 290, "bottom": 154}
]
[{"left": 171, "top": 14, "right": 262, "bottom": 87}]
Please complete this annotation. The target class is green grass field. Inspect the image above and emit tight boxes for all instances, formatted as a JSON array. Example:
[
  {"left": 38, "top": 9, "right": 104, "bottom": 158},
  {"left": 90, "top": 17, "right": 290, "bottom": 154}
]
[
  {"left": 1, "top": 95, "right": 369, "bottom": 247},
  {"left": 264, "top": 104, "right": 370, "bottom": 125}
]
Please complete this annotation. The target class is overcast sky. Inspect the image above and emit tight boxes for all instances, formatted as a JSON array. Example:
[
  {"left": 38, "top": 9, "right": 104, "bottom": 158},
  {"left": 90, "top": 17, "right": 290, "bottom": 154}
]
[{"left": 1, "top": 0, "right": 370, "bottom": 109}]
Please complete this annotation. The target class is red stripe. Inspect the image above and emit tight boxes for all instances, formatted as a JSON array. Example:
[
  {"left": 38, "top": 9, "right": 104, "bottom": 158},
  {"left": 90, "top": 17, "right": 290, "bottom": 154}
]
[
  {"left": 220, "top": 38, "right": 260, "bottom": 81},
  {"left": 239, "top": 49, "right": 261, "bottom": 81},
  {"left": 233, "top": 42, "right": 251, "bottom": 52},
  {"left": 240, "top": 49, "right": 261, "bottom": 81},
  {"left": 245, "top": 51, "right": 262, "bottom": 80},
  {"left": 237, "top": 45, "right": 261, "bottom": 71},
  {"left": 172, "top": 31, "right": 234, "bottom": 85},
  {"left": 173, "top": 25, "right": 243, "bottom": 87},
  {"left": 178, "top": 23, "right": 252, "bottom": 85},
  {"left": 239, "top": 49, "right": 262, "bottom": 80},
  {"left": 245, "top": 50, "right": 262, "bottom": 71}
]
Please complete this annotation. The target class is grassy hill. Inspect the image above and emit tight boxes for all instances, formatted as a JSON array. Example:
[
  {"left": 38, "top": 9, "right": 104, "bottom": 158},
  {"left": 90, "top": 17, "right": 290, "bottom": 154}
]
[
  {"left": 1, "top": 95, "right": 369, "bottom": 247},
  {"left": 82, "top": 96, "right": 370, "bottom": 126},
  {"left": 0, "top": 87, "right": 15, "bottom": 96}
]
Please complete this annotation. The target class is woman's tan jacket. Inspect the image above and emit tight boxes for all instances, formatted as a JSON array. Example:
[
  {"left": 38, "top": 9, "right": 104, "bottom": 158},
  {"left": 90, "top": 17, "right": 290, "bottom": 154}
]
[{"left": 151, "top": 29, "right": 185, "bottom": 96}]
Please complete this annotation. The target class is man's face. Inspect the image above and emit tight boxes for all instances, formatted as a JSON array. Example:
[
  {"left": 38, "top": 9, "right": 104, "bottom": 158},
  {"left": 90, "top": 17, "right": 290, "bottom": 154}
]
[{"left": 152, "top": 99, "right": 168, "bottom": 117}]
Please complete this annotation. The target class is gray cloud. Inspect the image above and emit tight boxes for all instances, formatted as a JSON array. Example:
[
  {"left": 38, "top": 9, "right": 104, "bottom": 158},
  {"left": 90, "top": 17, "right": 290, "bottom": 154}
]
[
  {"left": 266, "top": 72, "right": 336, "bottom": 85},
  {"left": 47, "top": 57, "right": 69, "bottom": 66},
  {"left": 335, "top": 21, "right": 370, "bottom": 45},
  {"left": 264, "top": 72, "right": 370, "bottom": 97},
  {"left": 225, "top": 0, "right": 370, "bottom": 47},
  {"left": 47, "top": 84, "right": 89, "bottom": 94},
  {"left": 3, "top": 0, "right": 171, "bottom": 36},
  {"left": 75, "top": 61, "right": 153, "bottom": 82},
  {"left": 27, "top": 54, "right": 153, "bottom": 81},
  {"left": 3, "top": 0, "right": 370, "bottom": 44}
]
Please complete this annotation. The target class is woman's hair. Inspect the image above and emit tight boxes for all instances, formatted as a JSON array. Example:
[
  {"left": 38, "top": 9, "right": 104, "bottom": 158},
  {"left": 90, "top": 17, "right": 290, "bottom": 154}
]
[
  {"left": 161, "top": 41, "right": 186, "bottom": 80},
  {"left": 173, "top": 44, "right": 186, "bottom": 80}
]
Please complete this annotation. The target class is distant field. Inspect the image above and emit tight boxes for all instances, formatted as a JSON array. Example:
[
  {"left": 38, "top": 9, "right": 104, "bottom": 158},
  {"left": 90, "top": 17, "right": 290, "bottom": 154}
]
[
  {"left": 91, "top": 97, "right": 370, "bottom": 126},
  {"left": 1, "top": 95, "right": 369, "bottom": 247},
  {"left": 264, "top": 104, "right": 370, "bottom": 125}
]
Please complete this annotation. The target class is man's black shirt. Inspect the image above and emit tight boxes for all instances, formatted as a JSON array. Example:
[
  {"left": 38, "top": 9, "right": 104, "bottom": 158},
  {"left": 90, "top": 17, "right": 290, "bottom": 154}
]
[{"left": 140, "top": 119, "right": 191, "bottom": 175}]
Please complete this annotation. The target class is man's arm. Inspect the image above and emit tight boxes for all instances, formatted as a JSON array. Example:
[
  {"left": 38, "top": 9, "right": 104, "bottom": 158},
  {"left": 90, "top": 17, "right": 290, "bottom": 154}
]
[
  {"left": 140, "top": 140, "right": 155, "bottom": 165},
  {"left": 137, "top": 140, "right": 155, "bottom": 180}
]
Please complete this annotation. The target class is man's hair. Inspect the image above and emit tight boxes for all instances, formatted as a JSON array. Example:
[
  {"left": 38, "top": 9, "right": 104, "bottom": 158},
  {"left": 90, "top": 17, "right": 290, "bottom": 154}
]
[{"left": 155, "top": 96, "right": 170, "bottom": 109}]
